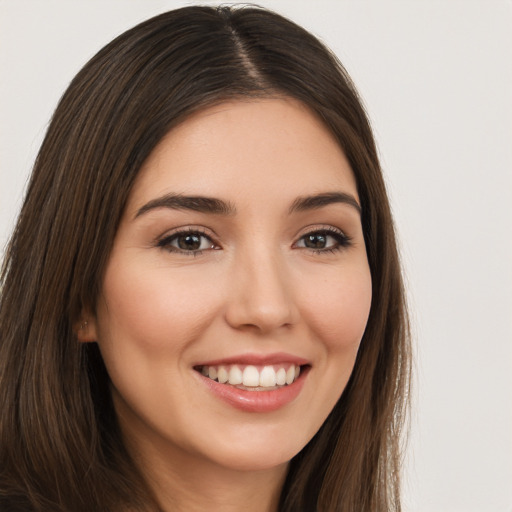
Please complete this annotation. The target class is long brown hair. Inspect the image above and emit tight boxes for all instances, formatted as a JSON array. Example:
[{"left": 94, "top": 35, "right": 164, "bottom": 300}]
[{"left": 0, "top": 6, "right": 410, "bottom": 511}]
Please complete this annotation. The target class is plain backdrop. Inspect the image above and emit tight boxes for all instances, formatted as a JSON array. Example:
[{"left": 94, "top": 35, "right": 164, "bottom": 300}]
[{"left": 1, "top": 1, "right": 511, "bottom": 511}]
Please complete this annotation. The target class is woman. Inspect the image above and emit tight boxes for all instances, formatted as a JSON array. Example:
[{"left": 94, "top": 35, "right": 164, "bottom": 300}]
[{"left": 0, "top": 5, "right": 410, "bottom": 512}]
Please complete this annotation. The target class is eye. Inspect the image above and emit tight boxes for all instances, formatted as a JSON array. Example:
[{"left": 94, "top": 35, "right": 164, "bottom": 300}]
[
  {"left": 157, "top": 229, "right": 217, "bottom": 254},
  {"left": 295, "top": 228, "right": 351, "bottom": 253}
]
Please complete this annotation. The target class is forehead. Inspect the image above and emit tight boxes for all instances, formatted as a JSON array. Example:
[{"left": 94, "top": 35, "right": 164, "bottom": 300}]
[{"left": 128, "top": 98, "right": 358, "bottom": 213}]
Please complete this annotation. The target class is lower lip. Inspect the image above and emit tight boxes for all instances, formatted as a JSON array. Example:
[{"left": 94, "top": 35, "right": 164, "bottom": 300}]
[{"left": 197, "top": 367, "right": 309, "bottom": 413}]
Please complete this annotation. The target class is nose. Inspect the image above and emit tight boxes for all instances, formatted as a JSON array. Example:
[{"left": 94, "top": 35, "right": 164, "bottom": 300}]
[{"left": 224, "top": 247, "right": 300, "bottom": 334}]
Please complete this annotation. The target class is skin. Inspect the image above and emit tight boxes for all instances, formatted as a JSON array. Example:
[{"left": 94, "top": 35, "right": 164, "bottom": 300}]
[{"left": 80, "top": 98, "right": 372, "bottom": 512}]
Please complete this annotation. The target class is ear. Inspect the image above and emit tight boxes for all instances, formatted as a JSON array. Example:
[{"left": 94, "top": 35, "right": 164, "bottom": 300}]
[{"left": 74, "top": 314, "right": 99, "bottom": 343}]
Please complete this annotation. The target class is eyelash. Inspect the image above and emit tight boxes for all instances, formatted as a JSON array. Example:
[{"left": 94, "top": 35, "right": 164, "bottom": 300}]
[
  {"left": 156, "top": 226, "right": 352, "bottom": 256},
  {"left": 294, "top": 226, "right": 352, "bottom": 254},
  {"left": 157, "top": 227, "right": 217, "bottom": 257}
]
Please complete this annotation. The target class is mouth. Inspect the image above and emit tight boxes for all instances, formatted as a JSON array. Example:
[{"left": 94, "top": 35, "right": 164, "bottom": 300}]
[
  {"left": 193, "top": 355, "right": 311, "bottom": 412},
  {"left": 194, "top": 363, "right": 306, "bottom": 391}
]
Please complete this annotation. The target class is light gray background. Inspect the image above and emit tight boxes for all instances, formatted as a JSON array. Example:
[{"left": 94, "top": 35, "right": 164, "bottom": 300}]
[{"left": 1, "top": 1, "right": 511, "bottom": 511}]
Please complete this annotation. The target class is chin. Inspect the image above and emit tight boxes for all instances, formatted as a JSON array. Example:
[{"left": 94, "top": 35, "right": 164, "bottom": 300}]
[{"left": 199, "top": 426, "right": 310, "bottom": 473}]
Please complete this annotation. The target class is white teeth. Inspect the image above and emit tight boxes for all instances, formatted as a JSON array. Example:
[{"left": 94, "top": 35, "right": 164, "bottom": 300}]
[
  {"left": 259, "top": 366, "right": 277, "bottom": 387},
  {"left": 217, "top": 365, "right": 229, "bottom": 384},
  {"left": 228, "top": 366, "right": 243, "bottom": 385},
  {"left": 242, "top": 366, "right": 260, "bottom": 386},
  {"left": 285, "top": 366, "right": 295, "bottom": 385},
  {"left": 276, "top": 367, "right": 286, "bottom": 386},
  {"left": 201, "top": 363, "right": 303, "bottom": 388}
]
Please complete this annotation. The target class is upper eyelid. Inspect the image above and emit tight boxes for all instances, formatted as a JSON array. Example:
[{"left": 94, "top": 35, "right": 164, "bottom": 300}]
[
  {"left": 155, "top": 224, "right": 350, "bottom": 248},
  {"left": 294, "top": 224, "right": 348, "bottom": 239},
  {"left": 157, "top": 226, "right": 217, "bottom": 242}
]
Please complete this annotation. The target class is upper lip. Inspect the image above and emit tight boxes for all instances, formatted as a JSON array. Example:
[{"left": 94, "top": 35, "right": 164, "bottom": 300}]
[{"left": 194, "top": 352, "right": 310, "bottom": 367}]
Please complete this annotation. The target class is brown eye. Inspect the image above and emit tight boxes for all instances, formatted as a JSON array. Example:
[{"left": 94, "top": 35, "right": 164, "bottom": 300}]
[
  {"left": 177, "top": 233, "right": 202, "bottom": 250},
  {"left": 158, "top": 231, "right": 216, "bottom": 254},
  {"left": 295, "top": 229, "right": 351, "bottom": 253},
  {"left": 304, "top": 233, "right": 328, "bottom": 249}
]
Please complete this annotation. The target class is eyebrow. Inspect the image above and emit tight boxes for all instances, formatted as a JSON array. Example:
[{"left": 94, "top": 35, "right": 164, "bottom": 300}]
[
  {"left": 135, "top": 191, "right": 361, "bottom": 219},
  {"left": 289, "top": 192, "right": 361, "bottom": 215},
  {"left": 135, "top": 193, "right": 236, "bottom": 218}
]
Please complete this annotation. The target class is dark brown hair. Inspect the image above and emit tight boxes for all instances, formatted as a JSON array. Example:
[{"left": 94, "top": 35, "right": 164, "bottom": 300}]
[{"left": 0, "top": 5, "right": 410, "bottom": 511}]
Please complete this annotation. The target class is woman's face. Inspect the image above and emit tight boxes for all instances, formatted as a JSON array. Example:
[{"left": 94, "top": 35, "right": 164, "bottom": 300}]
[{"left": 87, "top": 98, "right": 372, "bottom": 474}]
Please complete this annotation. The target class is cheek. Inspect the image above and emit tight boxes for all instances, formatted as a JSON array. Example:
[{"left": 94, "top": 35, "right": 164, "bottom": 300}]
[
  {"left": 96, "top": 259, "right": 221, "bottom": 354},
  {"left": 301, "top": 264, "right": 372, "bottom": 351},
  {"left": 291, "top": 263, "right": 372, "bottom": 441}
]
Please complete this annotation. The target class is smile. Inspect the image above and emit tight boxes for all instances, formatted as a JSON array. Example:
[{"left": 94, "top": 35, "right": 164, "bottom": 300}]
[
  {"left": 194, "top": 356, "right": 311, "bottom": 412},
  {"left": 197, "top": 363, "right": 301, "bottom": 390}
]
